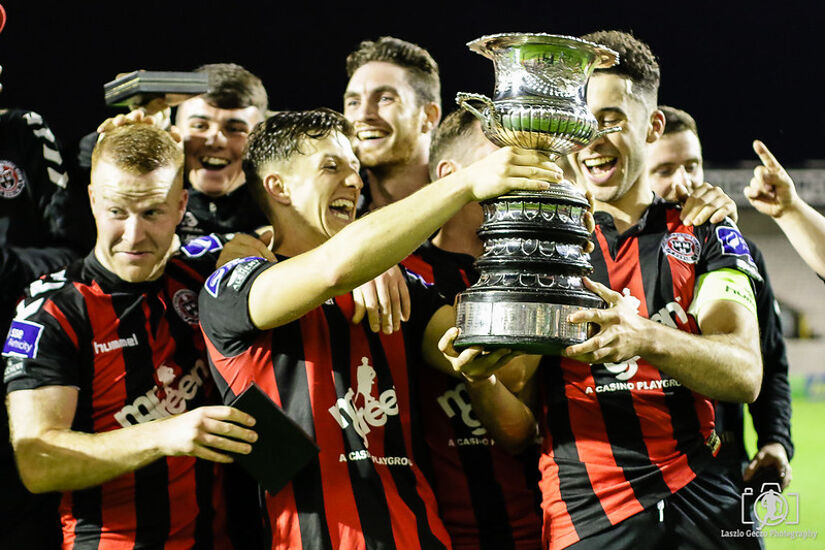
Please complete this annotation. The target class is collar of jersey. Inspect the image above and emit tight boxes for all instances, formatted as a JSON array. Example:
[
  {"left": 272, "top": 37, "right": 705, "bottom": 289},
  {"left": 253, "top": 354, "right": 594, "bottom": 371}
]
[{"left": 83, "top": 252, "right": 165, "bottom": 295}]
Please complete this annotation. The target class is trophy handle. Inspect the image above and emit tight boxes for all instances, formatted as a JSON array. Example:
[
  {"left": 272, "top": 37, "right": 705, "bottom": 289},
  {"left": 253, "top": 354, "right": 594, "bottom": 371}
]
[
  {"left": 456, "top": 92, "right": 497, "bottom": 123},
  {"left": 592, "top": 126, "right": 622, "bottom": 140}
]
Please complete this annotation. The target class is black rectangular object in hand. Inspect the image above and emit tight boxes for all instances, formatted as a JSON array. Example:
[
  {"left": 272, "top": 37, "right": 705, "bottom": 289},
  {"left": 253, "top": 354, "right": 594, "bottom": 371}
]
[
  {"left": 229, "top": 382, "right": 320, "bottom": 495},
  {"left": 103, "top": 70, "right": 209, "bottom": 106}
]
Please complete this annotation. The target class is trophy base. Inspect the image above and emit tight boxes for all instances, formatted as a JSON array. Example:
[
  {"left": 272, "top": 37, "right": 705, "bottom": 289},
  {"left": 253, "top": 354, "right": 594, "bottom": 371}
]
[{"left": 454, "top": 290, "right": 601, "bottom": 355}]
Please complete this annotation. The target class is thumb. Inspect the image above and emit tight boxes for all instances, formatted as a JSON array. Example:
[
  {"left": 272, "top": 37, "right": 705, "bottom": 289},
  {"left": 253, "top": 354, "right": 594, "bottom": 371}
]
[
  {"left": 258, "top": 229, "right": 274, "bottom": 246},
  {"left": 743, "top": 451, "right": 763, "bottom": 481},
  {"left": 674, "top": 182, "right": 690, "bottom": 203}
]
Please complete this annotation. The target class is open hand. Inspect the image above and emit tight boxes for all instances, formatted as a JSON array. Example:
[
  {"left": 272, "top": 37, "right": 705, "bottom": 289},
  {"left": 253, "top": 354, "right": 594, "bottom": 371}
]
[{"left": 680, "top": 181, "right": 738, "bottom": 226}]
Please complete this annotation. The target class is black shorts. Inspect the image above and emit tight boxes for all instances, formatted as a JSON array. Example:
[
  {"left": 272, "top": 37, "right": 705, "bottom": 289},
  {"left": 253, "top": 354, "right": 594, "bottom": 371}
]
[{"left": 566, "top": 459, "right": 764, "bottom": 550}]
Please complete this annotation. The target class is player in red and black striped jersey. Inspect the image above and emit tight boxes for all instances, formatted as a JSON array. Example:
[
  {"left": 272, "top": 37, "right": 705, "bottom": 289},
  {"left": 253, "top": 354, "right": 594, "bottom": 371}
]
[
  {"left": 198, "top": 109, "right": 564, "bottom": 549},
  {"left": 399, "top": 109, "right": 544, "bottom": 550},
  {"left": 648, "top": 106, "right": 793, "bottom": 505},
  {"left": 202, "top": 257, "right": 451, "bottom": 550},
  {"left": 3, "top": 123, "right": 257, "bottom": 549},
  {"left": 450, "top": 32, "right": 765, "bottom": 550},
  {"left": 402, "top": 244, "right": 544, "bottom": 550},
  {"left": 535, "top": 201, "right": 761, "bottom": 549}
]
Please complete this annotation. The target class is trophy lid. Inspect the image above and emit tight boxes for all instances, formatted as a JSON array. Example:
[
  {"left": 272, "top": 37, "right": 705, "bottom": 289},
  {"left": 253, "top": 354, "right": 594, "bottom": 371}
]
[{"left": 467, "top": 33, "right": 618, "bottom": 69}]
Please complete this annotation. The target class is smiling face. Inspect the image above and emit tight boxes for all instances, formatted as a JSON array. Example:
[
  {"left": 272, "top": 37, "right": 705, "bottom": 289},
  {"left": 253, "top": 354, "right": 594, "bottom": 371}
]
[
  {"left": 177, "top": 97, "right": 263, "bottom": 197},
  {"left": 571, "top": 73, "right": 660, "bottom": 205},
  {"left": 90, "top": 159, "right": 187, "bottom": 282},
  {"left": 276, "top": 131, "right": 363, "bottom": 247},
  {"left": 647, "top": 130, "right": 704, "bottom": 200},
  {"left": 343, "top": 61, "right": 430, "bottom": 168}
]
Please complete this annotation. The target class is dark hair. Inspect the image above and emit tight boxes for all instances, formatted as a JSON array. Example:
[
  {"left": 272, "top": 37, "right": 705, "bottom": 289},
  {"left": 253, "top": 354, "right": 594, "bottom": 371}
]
[
  {"left": 582, "top": 30, "right": 660, "bottom": 103},
  {"left": 92, "top": 124, "right": 182, "bottom": 177},
  {"left": 428, "top": 109, "right": 483, "bottom": 180},
  {"left": 659, "top": 105, "right": 698, "bottom": 136},
  {"left": 195, "top": 63, "right": 268, "bottom": 113},
  {"left": 243, "top": 109, "right": 354, "bottom": 214},
  {"left": 346, "top": 36, "right": 441, "bottom": 107}
]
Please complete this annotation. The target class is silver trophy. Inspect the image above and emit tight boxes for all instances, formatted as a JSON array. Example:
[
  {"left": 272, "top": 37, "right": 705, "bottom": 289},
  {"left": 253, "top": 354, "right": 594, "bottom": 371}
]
[{"left": 454, "top": 33, "right": 619, "bottom": 354}]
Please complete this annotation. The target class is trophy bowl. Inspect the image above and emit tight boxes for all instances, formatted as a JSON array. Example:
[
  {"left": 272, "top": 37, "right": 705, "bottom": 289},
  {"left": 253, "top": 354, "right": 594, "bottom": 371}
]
[{"left": 454, "top": 33, "right": 619, "bottom": 355}]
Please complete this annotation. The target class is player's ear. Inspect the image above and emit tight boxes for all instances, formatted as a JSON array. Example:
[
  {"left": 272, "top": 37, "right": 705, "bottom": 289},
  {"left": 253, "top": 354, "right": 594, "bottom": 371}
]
[
  {"left": 436, "top": 159, "right": 458, "bottom": 180},
  {"left": 87, "top": 183, "right": 97, "bottom": 209},
  {"left": 175, "top": 189, "right": 189, "bottom": 225},
  {"left": 647, "top": 109, "right": 665, "bottom": 143},
  {"left": 421, "top": 102, "right": 441, "bottom": 134},
  {"left": 264, "top": 173, "right": 290, "bottom": 206}
]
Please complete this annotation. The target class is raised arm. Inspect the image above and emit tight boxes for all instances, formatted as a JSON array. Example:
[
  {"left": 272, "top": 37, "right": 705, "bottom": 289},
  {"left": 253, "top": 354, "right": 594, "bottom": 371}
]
[
  {"left": 745, "top": 140, "right": 825, "bottom": 278},
  {"left": 248, "top": 147, "right": 561, "bottom": 330},
  {"left": 7, "top": 385, "right": 257, "bottom": 493}
]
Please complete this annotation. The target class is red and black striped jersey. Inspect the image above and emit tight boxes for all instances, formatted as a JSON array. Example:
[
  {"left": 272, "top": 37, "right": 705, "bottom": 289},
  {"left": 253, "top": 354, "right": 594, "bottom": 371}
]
[
  {"left": 199, "top": 256, "right": 452, "bottom": 550},
  {"left": 538, "top": 199, "right": 761, "bottom": 550},
  {"left": 2, "top": 253, "right": 230, "bottom": 550},
  {"left": 401, "top": 240, "right": 543, "bottom": 550}
]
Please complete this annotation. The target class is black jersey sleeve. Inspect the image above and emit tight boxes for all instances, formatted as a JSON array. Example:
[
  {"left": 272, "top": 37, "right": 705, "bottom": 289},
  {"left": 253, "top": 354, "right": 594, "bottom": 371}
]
[
  {"left": 697, "top": 219, "right": 762, "bottom": 284},
  {"left": 403, "top": 269, "right": 449, "bottom": 356},
  {"left": 198, "top": 256, "right": 271, "bottom": 357},
  {"left": 2, "top": 279, "right": 83, "bottom": 392},
  {"left": 746, "top": 243, "right": 794, "bottom": 459}
]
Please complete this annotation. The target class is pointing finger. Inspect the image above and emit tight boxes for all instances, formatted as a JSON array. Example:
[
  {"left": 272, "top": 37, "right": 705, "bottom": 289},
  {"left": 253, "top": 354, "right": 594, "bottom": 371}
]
[{"left": 753, "top": 140, "right": 782, "bottom": 170}]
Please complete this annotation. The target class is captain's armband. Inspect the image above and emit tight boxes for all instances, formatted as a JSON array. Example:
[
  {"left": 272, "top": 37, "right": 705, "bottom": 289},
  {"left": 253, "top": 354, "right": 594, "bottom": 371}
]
[{"left": 688, "top": 268, "right": 757, "bottom": 319}]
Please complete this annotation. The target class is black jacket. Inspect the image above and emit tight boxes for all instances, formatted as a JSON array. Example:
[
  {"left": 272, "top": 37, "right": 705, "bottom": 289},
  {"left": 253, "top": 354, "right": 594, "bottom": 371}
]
[
  {"left": 177, "top": 184, "right": 268, "bottom": 244},
  {"left": 1, "top": 109, "right": 92, "bottom": 333}
]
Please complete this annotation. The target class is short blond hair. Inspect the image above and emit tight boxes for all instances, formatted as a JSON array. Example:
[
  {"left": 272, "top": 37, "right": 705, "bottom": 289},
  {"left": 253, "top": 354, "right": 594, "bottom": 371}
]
[{"left": 91, "top": 124, "right": 183, "bottom": 182}]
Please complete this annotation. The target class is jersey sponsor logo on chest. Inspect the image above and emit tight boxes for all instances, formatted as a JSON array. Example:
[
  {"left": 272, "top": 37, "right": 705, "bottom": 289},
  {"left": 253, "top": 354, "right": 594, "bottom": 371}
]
[
  {"left": 583, "top": 293, "right": 689, "bottom": 394},
  {"left": 328, "top": 356, "right": 399, "bottom": 448},
  {"left": 113, "top": 359, "right": 209, "bottom": 427},
  {"left": 93, "top": 333, "right": 139, "bottom": 355},
  {"left": 437, "top": 381, "right": 486, "bottom": 436},
  {"left": 0, "top": 160, "right": 26, "bottom": 199}
]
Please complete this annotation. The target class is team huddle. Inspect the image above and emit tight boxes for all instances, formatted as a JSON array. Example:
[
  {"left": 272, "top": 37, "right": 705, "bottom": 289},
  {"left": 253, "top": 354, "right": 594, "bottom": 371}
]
[{"left": 4, "top": 21, "right": 825, "bottom": 550}]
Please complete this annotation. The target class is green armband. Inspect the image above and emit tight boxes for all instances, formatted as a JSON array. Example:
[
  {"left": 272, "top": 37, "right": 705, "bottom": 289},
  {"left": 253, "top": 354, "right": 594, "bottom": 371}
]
[{"left": 688, "top": 268, "right": 757, "bottom": 318}]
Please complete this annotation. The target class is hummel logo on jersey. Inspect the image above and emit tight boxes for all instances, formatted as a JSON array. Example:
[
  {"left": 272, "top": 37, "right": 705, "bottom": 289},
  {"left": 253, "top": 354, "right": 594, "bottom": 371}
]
[
  {"left": 93, "top": 333, "right": 139, "bottom": 355},
  {"left": 328, "top": 357, "right": 399, "bottom": 448},
  {"left": 114, "top": 359, "right": 209, "bottom": 427}
]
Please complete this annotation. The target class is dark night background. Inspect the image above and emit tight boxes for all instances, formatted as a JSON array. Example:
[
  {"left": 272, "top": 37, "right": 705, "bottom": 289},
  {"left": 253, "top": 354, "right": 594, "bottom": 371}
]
[{"left": 0, "top": 0, "right": 820, "bottom": 170}]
